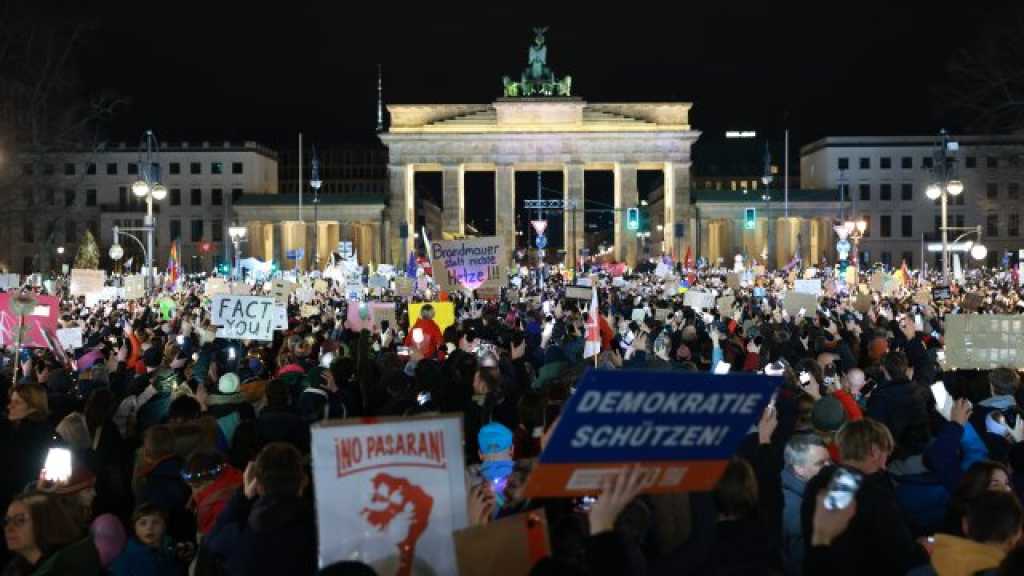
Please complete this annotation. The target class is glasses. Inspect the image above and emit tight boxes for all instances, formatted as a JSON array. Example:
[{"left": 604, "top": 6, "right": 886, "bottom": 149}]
[{"left": 3, "top": 514, "right": 28, "bottom": 529}]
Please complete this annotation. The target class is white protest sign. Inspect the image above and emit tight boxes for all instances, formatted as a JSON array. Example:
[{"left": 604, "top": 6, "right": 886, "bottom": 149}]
[
  {"left": 655, "top": 262, "right": 673, "bottom": 278},
  {"left": 0, "top": 274, "right": 20, "bottom": 290},
  {"left": 311, "top": 415, "right": 467, "bottom": 574},
  {"left": 631, "top": 308, "right": 647, "bottom": 323},
  {"left": 576, "top": 276, "right": 592, "bottom": 287},
  {"left": 56, "top": 327, "right": 83, "bottom": 351},
  {"left": 124, "top": 275, "right": 146, "bottom": 299},
  {"left": 210, "top": 295, "right": 276, "bottom": 341},
  {"left": 295, "top": 287, "right": 315, "bottom": 304},
  {"left": 793, "top": 279, "right": 822, "bottom": 296},
  {"left": 376, "top": 264, "right": 396, "bottom": 278},
  {"left": 565, "top": 286, "right": 592, "bottom": 300},
  {"left": 205, "top": 277, "right": 229, "bottom": 297},
  {"left": 683, "top": 290, "right": 715, "bottom": 310},
  {"left": 99, "top": 286, "right": 121, "bottom": 302},
  {"left": 430, "top": 236, "right": 506, "bottom": 289},
  {"left": 69, "top": 269, "right": 105, "bottom": 296},
  {"left": 655, "top": 308, "right": 672, "bottom": 322},
  {"left": 345, "top": 283, "right": 364, "bottom": 301},
  {"left": 314, "top": 279, "right": 329, "bottom": 294},
  {"left": 271, "top": 279, "right": 296, "bottom": 304},
  {"left": 783, "top": 292, "right": 818, "bottom": 318},
  {"left": 273, "top": 305, "right": 288, "bottom": 331},
  {"left": 368, "top": 275, "right": 389, "bottom": 290}
]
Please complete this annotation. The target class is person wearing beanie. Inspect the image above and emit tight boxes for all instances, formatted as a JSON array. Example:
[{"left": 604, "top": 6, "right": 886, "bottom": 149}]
[
  {"left": 204, "top": 371, "right": 256, "bottom": 449},
  {"left": 812, "top": 396, "right": 848, "bottom": 463}
]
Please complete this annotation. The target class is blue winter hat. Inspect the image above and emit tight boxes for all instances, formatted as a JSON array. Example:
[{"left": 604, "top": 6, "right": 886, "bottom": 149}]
[{"left": 478, "top": 423, "right": 514, "bottom": 455}]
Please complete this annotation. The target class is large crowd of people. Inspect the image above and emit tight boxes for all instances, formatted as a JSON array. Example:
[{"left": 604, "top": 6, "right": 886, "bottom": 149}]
[{"left": 2, "top": 258, "right": 1024, "bottom": 575}]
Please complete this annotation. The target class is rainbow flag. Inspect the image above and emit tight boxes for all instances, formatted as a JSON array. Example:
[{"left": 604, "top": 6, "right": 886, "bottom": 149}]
[{"left": 166, "top": 241, "right": 180, "bottom": 289}]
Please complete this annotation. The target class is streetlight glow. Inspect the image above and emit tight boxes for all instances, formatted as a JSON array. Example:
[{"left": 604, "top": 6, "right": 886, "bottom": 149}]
[
  {"left": 109, "top": 244, "right": 124, "bottom": 261},
  {"left": 856, "top": 220, "right": 867, "bottom": 234},
  {"left": 132, "top": 179, "right": 149, "bottom": 197},
  {"left": 926, "top": 184, "right": 941, "bottom": 200},
  {"left": 970, "top": 243, "right": 988, "bottom": 261},
  {"left": 947, "top": 179, "right": 964, "bottom": 196},
  {"left": 151, "top": 184, "right": 168, "bottom": 201}
]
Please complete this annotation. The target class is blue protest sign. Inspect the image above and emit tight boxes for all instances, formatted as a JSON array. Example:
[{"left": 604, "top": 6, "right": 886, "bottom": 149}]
[{"left": 524, "top": 369, "right": 779, "bottom": 497}]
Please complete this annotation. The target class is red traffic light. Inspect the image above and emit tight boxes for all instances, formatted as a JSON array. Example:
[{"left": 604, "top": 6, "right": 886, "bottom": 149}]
[{"left": 201, "top": 242, "right": 212, "bottom": 253}]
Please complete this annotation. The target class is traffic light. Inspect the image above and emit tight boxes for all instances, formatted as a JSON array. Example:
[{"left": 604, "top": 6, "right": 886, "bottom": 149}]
[
  {"left": 627, "top": 207, "right": 640, "bottom": 231},
  {"left": 744, "top": 207, "right": 757, "bottom": 230}
]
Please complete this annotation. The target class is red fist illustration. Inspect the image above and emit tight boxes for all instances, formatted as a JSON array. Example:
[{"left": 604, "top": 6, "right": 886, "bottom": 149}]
[{"left": 361, "top": 473, "right": 434, "bottom": 576}]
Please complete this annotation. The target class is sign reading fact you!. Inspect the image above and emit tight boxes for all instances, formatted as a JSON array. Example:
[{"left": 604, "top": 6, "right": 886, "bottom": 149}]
[{"left": 210, "top": 295, "right": 276, "bottom": 341}]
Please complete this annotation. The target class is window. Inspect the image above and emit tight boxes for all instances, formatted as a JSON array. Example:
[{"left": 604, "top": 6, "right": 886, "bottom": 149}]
[
  {"left": 64, "top": 190, "right": 75, "bottom": 207},
  {"left": 231, "top": 188, "right": 243, "bottom": 203},
  {"left": 955, "top": 214, "right": 965, "bottom": 228},
  {"left": 901, "top": 183, "right": 913, "bottom": 201},
  {"left": 22, "top": 163, "right": 33, "bottom": 176},
  {"left": 212, "top": 220, "right": 223, "bottom": 242},
  {"left": 901, "top": 157, "right": 912, "bottom": 169},
  {"left": 170, "top": 220, "right": 181, "bottom": 241},
  {"left": 65, "top": 220, "right": 75, "bottom": 243},
  {"left": 211, "top": 188, "right": 223, "bottom": 205},
  {"left": 190, "top": 162, "right": 201, "bottom": 175},
  {"left": 966, "top": 156, "right": 976, "bottom": 169},
  {"left": 169, "top": 162, "right": 181, "bottom": 175},
  {"left": 901, "top": 215, "right": 913, "bottom": 237},
  {"left": 859, "top": 157, "right": 871, "bottom": 170},
  {"left": 211, "top": 162, "right": 224, "bottom": 175},
  {"left": 838, "top": 157, "right": 849, "bottom": 170},
  {"left": 1010, "top": 183, "right": 1020, "bottom": 200},
  {"left": 880, "top": 157, "right": 891, "bottom": 170},
  {"left": 22, "top": 223, "right": 33, "bottom": 243},
  {"left": 86, "top": 163, "right": 96, "bottom": 175},
  {"left": 859, "top": 184, "right": 871, "bottom": 201},
  {"left": 128, "top": 163, "right": 138, "bottom": 175},
  {"left": 987, "top": 182, "right": 998, "bottom": 199},
  {"left": 988, "top": 156, "right": 998, "bottom": 169},
  {"left": 86, "top": 189, "right": 96, "bottom": 206},
  {"left": 118, "top": 186, "right": 127, "bottom": 208},
  {"left": 43, "top": 164, "right": 54, "bottom": 176},
  {"left": 191, "top": 219, "right": 204, "bottom": 242},
  {"left": 45, "top": 189, "right": 55, "bottom": 206},
  {"left": 988, "top": 213, "right": 1000, "bottom": 237},
  {"left": 881, "top": 215, "right": 892, "bottom": 237},
  {"left": 170, "top": 188, "right": 181, "bottom": 206},
  {"left": 106, "top": 163, "right": 117, "bottom": 175},
  {"left": 191, "top": 188, "right": 202, "bottom": 206},
  {"left": 1011, "top": 214, "right": 1021, "bottom": 237},
  {"left": 231, "top": 162, "right": 243, "bottom": 174},
  {"left": 880, "top": 184, "right": 892, "bottom": 201},
  {"left": 64, "top": 163, "right": 75, "bottom": 176},
  {"left": 923, "top": 157, "right": 934, "bottom": 169},
  {"left": 901, "top": 252, "right": 914, "bottom": 267}
]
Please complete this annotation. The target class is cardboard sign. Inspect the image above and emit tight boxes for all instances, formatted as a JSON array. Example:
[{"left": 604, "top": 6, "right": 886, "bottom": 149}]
[
  {"left": 430, "top": 236, "right": 506, "bottom": 289},
  {"left": 314, "top": 279, "right": 329, "bottom": 294},
  {"left": 205, "top": 278, "right": 228, "bottom": 297},
  {"left": 726, "top": 273, "right": 740, "bottom": 291},
  {"left": 370, "top": 302, "right": 397, "bottom": 332},
  {"left": 565, "top": 286, "right": 592, "bottom": 300},
  {"left": 683, "top": 290, "right": 715, "bottom": 310},
  {"left": 783, "top": 292, "right": 817, "bottom": 318},
  {"left": 408, "top": 301, "right": 455, "bottom": 334},
  {"left": 717, "top": 296, "right": 736, "bottom": 319},
  {"left": 793, "top": 279, "right": 822, "bottom": 296},
  {"left": 56, "top": 327, "right": 83, "bottom": 351},
  {"left": 69, "top": 269, "right": 105, "bottom": 296},
  {"left": 346, "top": 301, "right": 372, "bottom": 331},
  {"left": 300, "top": 304, "right": 319, "bottom": 318},
  {"left": 271, "top": 279, "right": 296, "bottom": 304},
  {"left": 124, "top": 275, "right": 146, "bottom": 300},
  {"left": 454, "top": 510, "right": 550, "bottom": 576},
  {"left": 294, "top": 287, "right": 315, "bottom": 304},
  {"left": 311, "top": 415, "right": 467, "bottom": 574},
  {"left": 431, "top": 260, "right": 457, "bottom": 294},
  {"left": 0, "top": 293, "right": 59, "bottom": 348},
  {"left": 854, "top": 294, "right": 873, "bottom": 313},
  {"left": 210, "top": 295, "right": 276, "bottom": 341},
  {"left": 913, "top": 289, "right": 932, "bottom": 306},
  {"left": 945, "top": 314, "right": 1024, "bottom": 369},
  {"left": 395, "top": 277, "right": 413, "bottom": 298},
  {"left": 869, "top": 271, "right": 885, "bottom": 292},
  {"left": 523, "top": 370, "right": 779, "bottom": 497}
]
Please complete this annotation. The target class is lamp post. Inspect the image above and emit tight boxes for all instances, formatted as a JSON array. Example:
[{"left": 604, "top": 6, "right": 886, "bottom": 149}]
[
  {"left": 925, "top": 130, "right": 964, "bottom": 283},
  {"left": 310, "top": 146, "right": 322, "bottom": 271},
  {"left": 130, "top": 130, "right": 167, "bottom": 290},
  {"left": 228, "top": 225, "right": 248, "bottom": 280}
]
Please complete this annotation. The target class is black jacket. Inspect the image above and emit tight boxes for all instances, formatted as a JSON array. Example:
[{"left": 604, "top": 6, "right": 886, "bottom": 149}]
[
  {"left": 205, "top": 491, "right": 317, "bottom": 576},
  {"left": 866, "top": 378, "right": 932, "bottom": 458}
]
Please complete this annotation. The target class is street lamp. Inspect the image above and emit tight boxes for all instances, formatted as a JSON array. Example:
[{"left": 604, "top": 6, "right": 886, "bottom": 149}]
[
  {"left": 310, "top": 146, "right": 321, "bottom": 270},
  {"left": 228, "top": 225, "right": 247, "bottom": 280},
  {"left": 131, "top": 130, "right": 165, "bottom": 290},
  {"left": 926, "top": 130, "right": 964, "bottom": 283}
]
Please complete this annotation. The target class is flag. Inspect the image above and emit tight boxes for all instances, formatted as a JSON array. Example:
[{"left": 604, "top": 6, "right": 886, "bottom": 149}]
[
  {"left": 405, "top": 251, "right": 417, "bottom": 278},
  {"left": 583, "top": 285, "right": 601, "bottom": 359},
  {"left": 422, "top": 226, "right": 434, "bottom": 262},
  {"left": 166, "top": 241, "right": 180, "bottom": 289}
]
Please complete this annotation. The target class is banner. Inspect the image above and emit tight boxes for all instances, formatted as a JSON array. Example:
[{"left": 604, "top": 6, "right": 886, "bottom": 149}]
[
  {"left": 683, "top": 290, "right": 715, "bottom": 310},
  {"left": 124, "top": 276, "right": 146, "bottom": 299},
  {"left": 210, "top": 295, "right": 276, "bottom": 341},
  {"left": 311, "top": 415, "right": 467, "bottom": 574},
  {"left": 56, "top": 327, "right": 83, "bottom": 351},
  {"left": 945, "top": 314, "right": 1024, "bottom": 369},
  {"left": 430, "top": 236, "right": 506, "bottom": 290},
  {"left": 523, "top": 369, "right": 778, "bottom": 497},
  {"left": 0, "top": 293, "right": 60, "bottom": 348},
  {"left": 408, "top": 302, "right": 455, "bottom": 334},
  {"left": 69, "top": 269, "right": 105, "bottom": 296}
]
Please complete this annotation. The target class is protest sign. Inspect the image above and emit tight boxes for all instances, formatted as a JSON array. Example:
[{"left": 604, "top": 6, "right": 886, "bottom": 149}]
[
  {"left": 854, "top": 294, "right": 873, "bottom": 313},
  {"left": 631, "top": 308, "right": 647, "bottom": 323},
  {"left": 726, "top": 273, "right": 740, "bottom": 291},
  {"left": 612, "top": 277, "right": 627, "bottom": 288},
  {"left": 376, "top": 264, "right": 396, "bottom": 278},
  {"left": 416, "top": 276, "right": 430, "bottom": 292},
  {"left": 523, "top": 370, "right": 778, "bottom": 497},
  {"left": 430, "top": 236, "right": 505, "bottom": 289},
  {"left": 345, "top": 283, "right": 364, "bottom": 301},
  {"left": 454, "top": 510, "right": 550, "bottom": 576},
  {"left": 565, "top": 286, "right": 592, "bottom": 300},
  {"left": 395, "top": 277, "right": 413, "bottom": 298},
  {"left": 803, "top": 268, "right": 819, "bottom": 279},
  {"left": 783, "top": 292, "right": 817, "bottom": 317},
  {"left": 576, "top": 276, "right": 592, "bottom": 287},
  {"left": 913, "top": 288, "right": 932, "bottom": 306},
  {"left": 157, "top": 298, "right": 176, "bottom": 321},
  {"left": 932, "top": 285, "right": 952, "bottom": 302},
  {"left": 273, "top": 305, "right": 288, "bottom": 331},
  {"left": 56, "top": 327, "right": 83, "bottom": 351},
  {"left": 205, "top": 278, "right": 228, "bottom": 297},
  {"left": 655, "top": 262, "right": 674, "bottom": 278},
  {"left": 0, "top": 273, "right": 19, "bottom": 290},
  {"left": 124, "top": 276, "right": 146, "bottom": 299},
  {"left": 314, "top": 279, "right": 329, "bottom": 294},
  {"left": 430, "top": 259, "right": 457, "bottom": 294},
  {"left": 300, "top": 304, "right": 319, "bottom": 318},
  {"left": 210, "top": 295, "right": 276, "bottom": 341},
  {"left": 869, "top": 271, "right": 885, "bottom": 292},
  {"left": 0, "top": 293, "right": 59, "bottom": 348},
  {"left": 655, "top": 308, "right": 672, "bottom": 322},
  {"left": 793, "top": 279, "right": 822, "bottom": 296},
  {"left": 369, "top": 302, "right": 397, "bottom": 332},
  {"left": 69, "top": 269, "right": 105, "bottom": 296},
  {"left": 683, "top": 290, "right": 715, "bottom": 310},
  {"left": 945, "top": 314, "right": 1024, "bottom": 369},
  {"left": 271, "top": 279, "right": 296, "bottom": 305},
  {"left": 311, "top": 415, "right": 467, "bottom": 574},
  {"left": 368, "top": 275, "right": 389, "bottom": 291},
  {"left": 717, "top": 296, "right": 736, "bottom": 319},
  {"left": 408, "top": 301, "right": 455, "bottom": 333},
  {"left": 295, "top": 287, "right": 315, "bottom": 304},
  {"left": 346, "top": 301, "right": 371, "bottom": 331}
]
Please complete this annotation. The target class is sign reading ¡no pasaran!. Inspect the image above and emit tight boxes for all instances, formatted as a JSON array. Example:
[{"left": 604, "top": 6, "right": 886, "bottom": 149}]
[{"left": 210, "top": 295, "right": 276, "bottom": 341}]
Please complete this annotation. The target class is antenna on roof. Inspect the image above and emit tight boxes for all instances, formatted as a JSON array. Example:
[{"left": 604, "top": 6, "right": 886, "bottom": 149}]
[{"left": 376, "top": 64, "right": 384, "bottom": 133}]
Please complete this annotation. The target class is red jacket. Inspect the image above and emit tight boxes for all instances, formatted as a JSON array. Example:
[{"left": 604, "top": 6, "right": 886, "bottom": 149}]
[
  {"left": 192, "top": 465, "right": 243, "bottom": 535},
  {"left": 406, "top": 318, "right": 443, "bottom": 358}
]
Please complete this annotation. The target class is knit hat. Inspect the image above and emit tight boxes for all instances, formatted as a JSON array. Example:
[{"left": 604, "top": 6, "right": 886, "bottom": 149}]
[
  {"left": 478, "top": 423, "right": 514, "bottom": 455},
  {"left": 218, "top": 372, "right": 240, "bottom": 395},
  {"left": 812, "top": 396, "right": 848, "bottom": 433}
]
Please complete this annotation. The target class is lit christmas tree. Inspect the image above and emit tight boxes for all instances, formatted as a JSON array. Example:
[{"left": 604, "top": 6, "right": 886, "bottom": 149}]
[{"left": 74, "top": 229, "right": 100, "bottom": 269}]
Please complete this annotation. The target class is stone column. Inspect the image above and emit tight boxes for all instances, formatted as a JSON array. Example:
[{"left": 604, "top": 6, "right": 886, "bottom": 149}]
[
  {"left": 388, "top": 164, "right": 415, "bottom": 265},
  {"left": 563, "top": 163, "right": 585, "bottom": 269},
  {"left": 663, "top": 161, "right": 692, "bottom": 262},
  {"left": 495, "top": 165, "right": 516, "bottom": 259},
  {"left": 272, "top": 222, "right": 285, "bottom": 268},
  {"left": 442, "top": 164, "right": 465, "bottom": 238},
  {"left": 614, "top": 162, "right": 639, "bottom": 265}
]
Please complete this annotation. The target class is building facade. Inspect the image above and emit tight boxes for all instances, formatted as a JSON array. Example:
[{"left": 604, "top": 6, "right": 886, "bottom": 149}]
[
  {"left": 0, "top": 140, "right": 278, "bottom": 274},
  {"left": 278, "top": 145, "right": 388, "bottom": 197},
  {"left": 801, "top": 135, "right": 1024, "bottom": 268}
]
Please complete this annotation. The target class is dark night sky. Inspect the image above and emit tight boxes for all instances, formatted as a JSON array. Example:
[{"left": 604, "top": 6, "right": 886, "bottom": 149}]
[{"left": 81, "top": 3, "right": 1011, "bottom": 150}]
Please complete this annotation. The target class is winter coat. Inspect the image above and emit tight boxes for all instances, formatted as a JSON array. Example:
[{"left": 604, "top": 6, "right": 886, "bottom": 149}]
[
  {"left": 906, "top": 534, "right": 1004, "bottom": 576},
  {"left": 204, "top": 491, "right": 317, "bottom": 576},
  {"left": 0, "top": 417, "right": 55, "bottom": 509},
  {"left": 255, "top": 406, "right": 309, "bottom": 453},
  {"left": 780, "top": 468, "right": 808, "bottom": 576},
  {"left": 191, "top": 466, "right": 243, "bottom": 536},
  {"left": 110, "top": 538, "right": 178, "bottom": 576},
  {"left": 135, "top": 457, "right": 194, "bottom": 543}
]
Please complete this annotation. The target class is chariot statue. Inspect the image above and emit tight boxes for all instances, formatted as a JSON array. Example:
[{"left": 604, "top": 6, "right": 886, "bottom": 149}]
[{"left": 502, "top": 27, "right": 573, "bottom": 98}]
